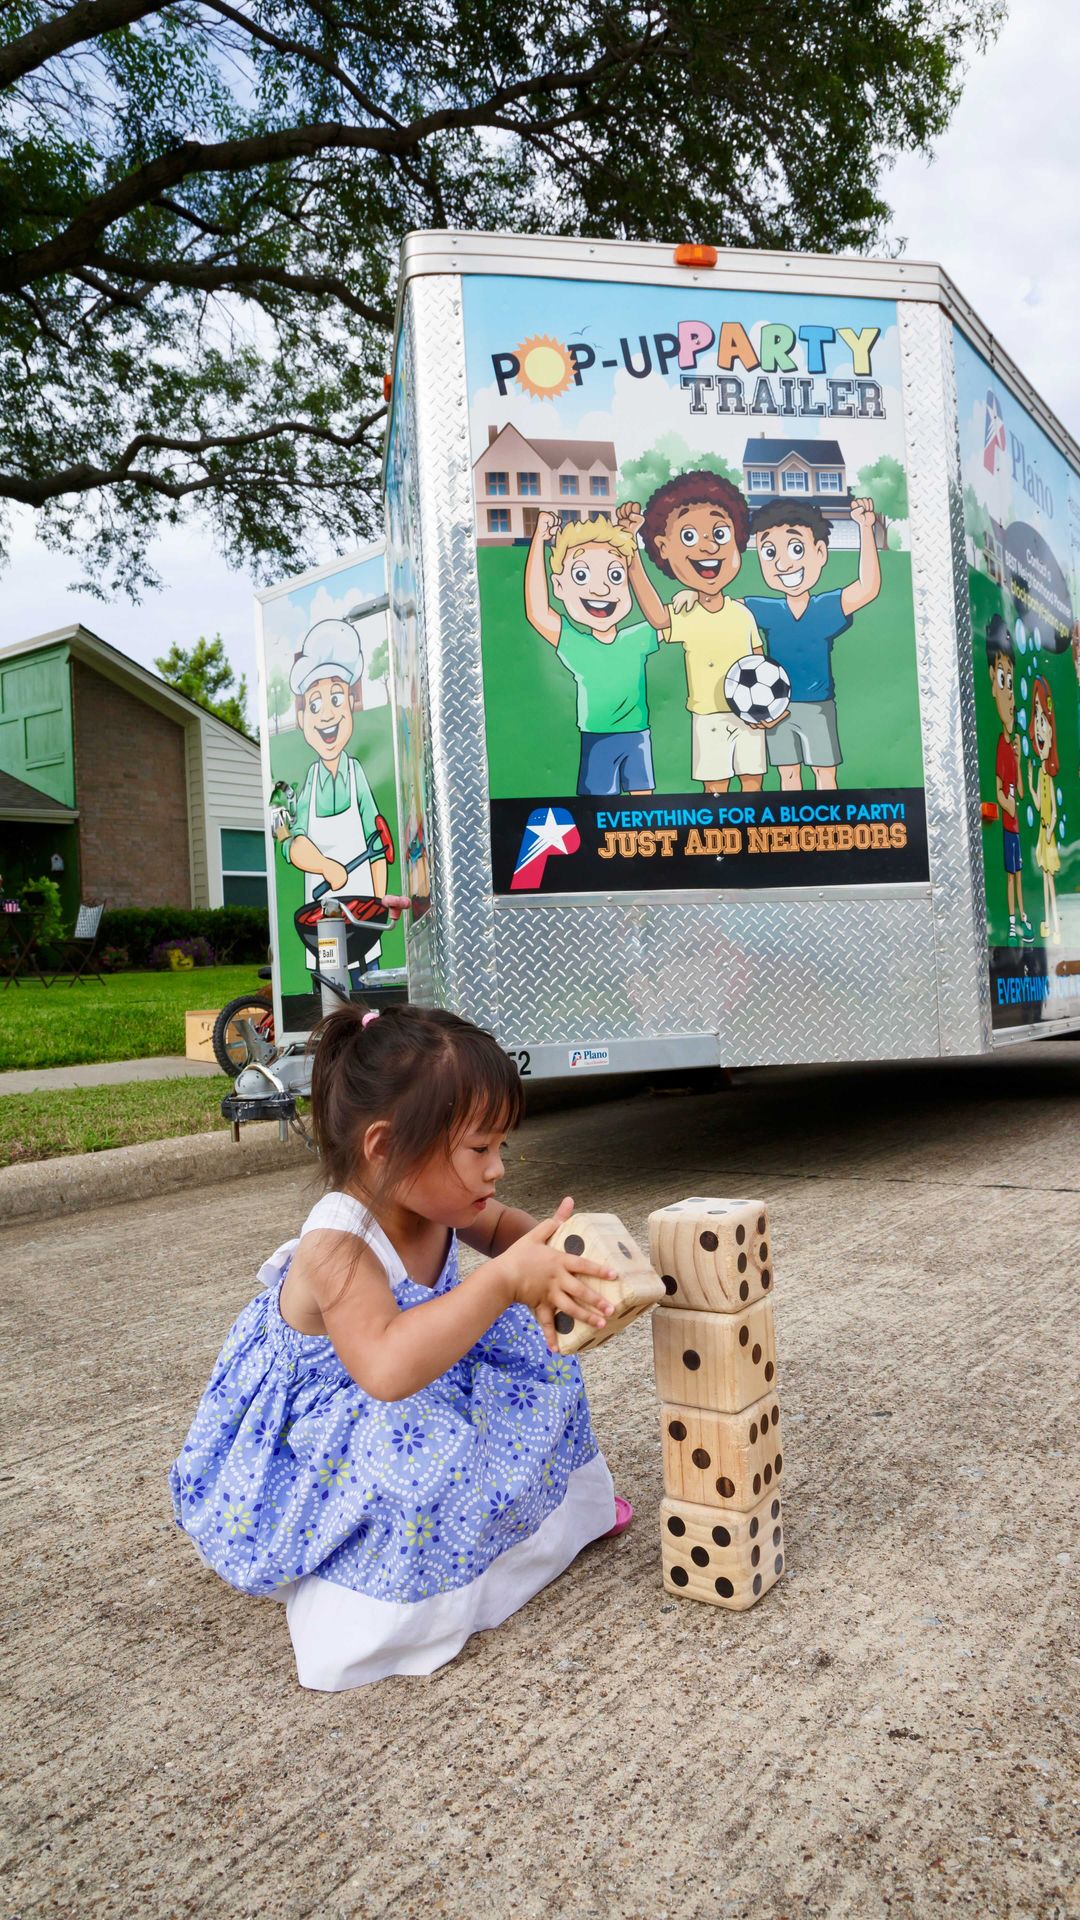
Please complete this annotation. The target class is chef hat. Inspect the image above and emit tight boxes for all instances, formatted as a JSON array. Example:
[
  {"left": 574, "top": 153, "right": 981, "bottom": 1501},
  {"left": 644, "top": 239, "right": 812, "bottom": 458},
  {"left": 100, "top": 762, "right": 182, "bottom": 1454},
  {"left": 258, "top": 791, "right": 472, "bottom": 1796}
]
[{"left": 289, "top": 619, "right": 364, "bottom": 696}]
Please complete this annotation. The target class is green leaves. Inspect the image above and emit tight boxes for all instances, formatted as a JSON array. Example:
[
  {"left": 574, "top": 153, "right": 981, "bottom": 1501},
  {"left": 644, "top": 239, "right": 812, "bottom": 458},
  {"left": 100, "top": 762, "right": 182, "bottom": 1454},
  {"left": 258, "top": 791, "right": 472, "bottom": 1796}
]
[{"left": 0, "top": 0, "right": 1000, "bottom": 588}]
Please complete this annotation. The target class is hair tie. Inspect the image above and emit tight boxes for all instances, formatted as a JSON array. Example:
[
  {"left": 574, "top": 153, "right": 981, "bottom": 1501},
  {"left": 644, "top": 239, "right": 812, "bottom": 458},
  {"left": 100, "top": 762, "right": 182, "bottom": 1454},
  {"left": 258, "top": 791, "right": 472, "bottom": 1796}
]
[{"left": 361, "top": 1009, "right": 380, "bottom": 1028}]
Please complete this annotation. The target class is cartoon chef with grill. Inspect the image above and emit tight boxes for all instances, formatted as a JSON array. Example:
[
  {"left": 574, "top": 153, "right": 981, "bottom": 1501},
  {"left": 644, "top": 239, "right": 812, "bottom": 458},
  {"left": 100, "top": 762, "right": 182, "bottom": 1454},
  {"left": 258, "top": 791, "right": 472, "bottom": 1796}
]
[{"left": 277, "top": 618, "right": 391, "bottom": 973}]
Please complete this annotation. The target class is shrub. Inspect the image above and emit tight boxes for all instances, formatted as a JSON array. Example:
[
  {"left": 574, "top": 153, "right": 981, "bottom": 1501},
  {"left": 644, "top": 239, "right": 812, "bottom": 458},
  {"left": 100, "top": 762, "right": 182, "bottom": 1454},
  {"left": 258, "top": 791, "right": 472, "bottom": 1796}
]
[
  {"left": 98, "top": 945, "right": 130, "bottom": 973},
  {"left": 99, "top": 905, "right": 268, "bottom": 968},
  {"left": 148, "top": 937, "right": 216, "bottom": 970}
]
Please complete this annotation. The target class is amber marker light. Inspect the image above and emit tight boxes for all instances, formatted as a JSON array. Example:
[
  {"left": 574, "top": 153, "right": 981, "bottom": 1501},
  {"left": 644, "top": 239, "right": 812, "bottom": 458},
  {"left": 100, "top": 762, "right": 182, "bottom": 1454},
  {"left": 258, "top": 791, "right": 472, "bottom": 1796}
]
[
  {"left": 382, "top": 373, "right": 393, "bottom": 402},
  {"left": 674, "top": 243, "right": 718, "bottom": 268},
  {"left": 981, "top": 802, "right": 999, "bottom": 824}
]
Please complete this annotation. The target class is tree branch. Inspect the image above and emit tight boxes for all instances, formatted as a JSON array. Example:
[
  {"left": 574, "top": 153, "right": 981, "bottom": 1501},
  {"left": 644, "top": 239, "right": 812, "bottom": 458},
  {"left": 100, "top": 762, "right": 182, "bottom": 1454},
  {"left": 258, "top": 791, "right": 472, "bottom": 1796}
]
[
  {"left": 86, "top": 249, "right": 393, "bottom": 323},
  {"left": 0, "top": 0, "right": 165, "bottom": 90}
]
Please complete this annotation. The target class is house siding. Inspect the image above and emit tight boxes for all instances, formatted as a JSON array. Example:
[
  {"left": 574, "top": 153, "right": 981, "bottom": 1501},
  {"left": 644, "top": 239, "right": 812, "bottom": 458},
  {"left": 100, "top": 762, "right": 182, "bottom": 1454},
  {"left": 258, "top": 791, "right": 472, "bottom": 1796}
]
[
  {"left": 201, "top": 718, "right": 263, "bottom": 906},
  {"left": 71, "top": 660, "right": 192, "bottom": 907},
  {"left": 185, "top": 722, "right": 209, "bottom": 908}
]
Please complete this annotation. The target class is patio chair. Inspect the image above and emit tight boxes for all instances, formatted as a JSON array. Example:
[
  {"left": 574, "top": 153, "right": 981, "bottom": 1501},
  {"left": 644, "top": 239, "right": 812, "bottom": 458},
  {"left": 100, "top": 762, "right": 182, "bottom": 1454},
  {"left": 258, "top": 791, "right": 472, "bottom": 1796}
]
[{"left": 44, "top": 901, "right": 107, "bottom": 986}]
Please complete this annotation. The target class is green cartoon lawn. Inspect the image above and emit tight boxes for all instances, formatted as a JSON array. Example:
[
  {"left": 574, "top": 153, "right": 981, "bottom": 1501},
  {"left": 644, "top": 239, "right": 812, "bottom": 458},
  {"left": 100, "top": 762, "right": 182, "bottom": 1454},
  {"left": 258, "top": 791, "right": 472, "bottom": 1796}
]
[{"left": 479, "top": 544, "right": 925, "bottom": 799}]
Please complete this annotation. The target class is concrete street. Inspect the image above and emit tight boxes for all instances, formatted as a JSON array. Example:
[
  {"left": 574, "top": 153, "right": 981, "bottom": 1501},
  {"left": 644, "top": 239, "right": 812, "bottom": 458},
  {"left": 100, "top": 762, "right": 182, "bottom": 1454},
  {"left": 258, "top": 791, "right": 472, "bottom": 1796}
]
[{"left": 3, "top": 1044, "right": 1078, "bottom": 1918}]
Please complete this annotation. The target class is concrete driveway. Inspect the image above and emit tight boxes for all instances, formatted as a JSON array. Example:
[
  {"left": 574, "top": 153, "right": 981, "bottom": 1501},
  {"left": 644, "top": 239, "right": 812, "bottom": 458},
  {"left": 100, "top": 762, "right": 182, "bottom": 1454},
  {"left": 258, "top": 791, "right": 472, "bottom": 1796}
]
[{"left": 4, "top": 1045, "right": 1077, "bottom": 1918}]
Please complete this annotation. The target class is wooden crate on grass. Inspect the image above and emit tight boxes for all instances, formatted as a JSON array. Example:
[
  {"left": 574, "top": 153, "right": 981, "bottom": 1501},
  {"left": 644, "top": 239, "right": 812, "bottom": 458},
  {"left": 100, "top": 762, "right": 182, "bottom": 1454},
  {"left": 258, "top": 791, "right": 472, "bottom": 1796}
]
[{"left": 184, "top": 1010, "right": 220, "bottom": 1064}]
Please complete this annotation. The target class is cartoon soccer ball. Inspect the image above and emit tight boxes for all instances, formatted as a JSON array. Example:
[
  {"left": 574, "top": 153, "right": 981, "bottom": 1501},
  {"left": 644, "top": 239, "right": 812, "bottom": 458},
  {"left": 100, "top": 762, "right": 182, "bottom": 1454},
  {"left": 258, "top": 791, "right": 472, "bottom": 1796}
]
[{"left": 723, "top": 654, "right": 792, "bottom": 726}]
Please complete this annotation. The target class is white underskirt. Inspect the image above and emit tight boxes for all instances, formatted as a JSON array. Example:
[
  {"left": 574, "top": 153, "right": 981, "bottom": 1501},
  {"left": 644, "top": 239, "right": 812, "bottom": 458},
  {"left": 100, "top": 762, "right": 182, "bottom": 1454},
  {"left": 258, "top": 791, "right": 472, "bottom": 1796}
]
[{"left": 282, "top": 1453, "right": 615, "bottom": 1691}]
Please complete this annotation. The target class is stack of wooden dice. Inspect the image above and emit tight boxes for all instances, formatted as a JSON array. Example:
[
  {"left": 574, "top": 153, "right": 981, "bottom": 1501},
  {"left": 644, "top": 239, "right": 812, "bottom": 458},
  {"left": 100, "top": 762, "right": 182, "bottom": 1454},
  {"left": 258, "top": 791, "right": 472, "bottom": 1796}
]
[{"left": 648, "top": 1197, "right": 784, "bottom": 1611}]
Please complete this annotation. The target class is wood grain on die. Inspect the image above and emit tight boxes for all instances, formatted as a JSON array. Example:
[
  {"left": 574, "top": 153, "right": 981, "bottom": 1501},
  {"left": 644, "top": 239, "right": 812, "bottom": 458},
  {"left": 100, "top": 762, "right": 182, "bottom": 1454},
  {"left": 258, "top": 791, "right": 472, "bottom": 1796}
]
[
  {"left": 648, "top": 1197, "right": 773, "bottom": 1313},
  {"left": 660, "top": 1490, "right": 784, "bottom": 1609},
  {"left": 652, "top": 1300, "right": 777, "bottom": 1412},
  {"left": 549, "top": 1212, "right": 666, "bottom": 1355},
  {"left": 659, "top": 1394, "right": 784, "bottom": 1509}
]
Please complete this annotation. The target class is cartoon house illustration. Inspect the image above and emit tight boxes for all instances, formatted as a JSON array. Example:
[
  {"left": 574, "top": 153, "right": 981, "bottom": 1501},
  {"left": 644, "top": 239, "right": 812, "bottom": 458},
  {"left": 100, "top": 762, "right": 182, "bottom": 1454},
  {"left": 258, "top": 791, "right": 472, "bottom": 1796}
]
[
  {"left": 473, "top": 425, "right": 618, "bottom": 545},
  {"left": 741, "top": 437, "right": 885, "bottom": 550}
]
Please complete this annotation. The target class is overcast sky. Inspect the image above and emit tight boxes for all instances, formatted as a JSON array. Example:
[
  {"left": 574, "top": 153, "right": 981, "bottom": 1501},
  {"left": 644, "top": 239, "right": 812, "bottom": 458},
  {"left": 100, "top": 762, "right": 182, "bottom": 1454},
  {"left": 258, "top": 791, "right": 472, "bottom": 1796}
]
[{"left": 6, "top": 0, "right": 1078, "bottom": 714}]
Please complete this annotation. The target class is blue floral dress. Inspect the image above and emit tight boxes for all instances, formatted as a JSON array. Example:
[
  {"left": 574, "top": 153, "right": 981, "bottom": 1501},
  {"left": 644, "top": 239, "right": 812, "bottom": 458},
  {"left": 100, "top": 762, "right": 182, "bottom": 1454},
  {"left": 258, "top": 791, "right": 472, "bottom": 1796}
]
[{"left": 170, "top": 1192, "right": 615, "bottom": 1689}]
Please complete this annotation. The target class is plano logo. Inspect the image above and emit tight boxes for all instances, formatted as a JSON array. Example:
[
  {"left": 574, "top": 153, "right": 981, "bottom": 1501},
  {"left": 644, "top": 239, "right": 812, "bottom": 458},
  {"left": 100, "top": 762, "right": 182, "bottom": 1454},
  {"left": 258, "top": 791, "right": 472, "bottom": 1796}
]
[
  {"left": 569, "top": 1046, "right": 610, "bottom": 1070},
  {"left": 510, "top": 805, "right": 581, "bottom": 891}
]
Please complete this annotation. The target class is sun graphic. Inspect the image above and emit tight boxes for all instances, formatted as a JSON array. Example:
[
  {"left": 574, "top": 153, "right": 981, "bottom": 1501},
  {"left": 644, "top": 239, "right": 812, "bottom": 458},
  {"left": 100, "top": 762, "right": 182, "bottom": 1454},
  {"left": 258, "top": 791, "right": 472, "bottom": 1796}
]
[{"left": 514, "top": 335, "right": 575, "bottom": 400}]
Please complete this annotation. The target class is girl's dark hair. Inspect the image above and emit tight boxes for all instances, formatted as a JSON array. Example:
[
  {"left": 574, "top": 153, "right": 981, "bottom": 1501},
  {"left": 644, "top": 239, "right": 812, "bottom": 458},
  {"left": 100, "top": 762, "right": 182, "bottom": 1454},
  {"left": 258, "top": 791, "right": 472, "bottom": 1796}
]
[{"left": 309, "top": 1003, "right": 525, "bottom": 1201}]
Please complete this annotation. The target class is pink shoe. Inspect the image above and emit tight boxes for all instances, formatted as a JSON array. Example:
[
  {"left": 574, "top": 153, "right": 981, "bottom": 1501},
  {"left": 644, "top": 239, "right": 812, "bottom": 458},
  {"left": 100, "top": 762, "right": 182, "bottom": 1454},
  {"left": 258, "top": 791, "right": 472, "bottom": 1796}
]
[{"left": 603, "top": 1496, "right": 634, "bottom": 1538}]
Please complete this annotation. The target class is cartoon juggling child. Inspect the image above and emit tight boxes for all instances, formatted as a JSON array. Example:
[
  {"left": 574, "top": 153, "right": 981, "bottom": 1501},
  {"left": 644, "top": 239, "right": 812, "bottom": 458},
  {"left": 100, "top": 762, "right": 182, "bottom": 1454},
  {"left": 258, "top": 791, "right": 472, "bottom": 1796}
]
[
  {"left": 985, "top": 614, "right": 1033, "bottom": 945},
  {"left": 1027, "top": 675, "right": 1061, "bottom": 944},
  {"left": 523, "top": 510, "right": 659, "bottom": 796},
  {"left": 277, "top": 619, "right": 390, "bottom": 971},
  {"left": 617, "top": 474, "right": 766, "bottom": 794}
]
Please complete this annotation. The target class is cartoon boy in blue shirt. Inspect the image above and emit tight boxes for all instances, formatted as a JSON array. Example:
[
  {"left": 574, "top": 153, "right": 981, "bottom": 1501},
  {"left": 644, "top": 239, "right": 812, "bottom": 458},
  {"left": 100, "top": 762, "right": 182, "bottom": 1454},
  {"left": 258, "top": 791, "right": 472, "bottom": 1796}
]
[{"left": 742, "top": 497, "right": 881, "bottom": 791}]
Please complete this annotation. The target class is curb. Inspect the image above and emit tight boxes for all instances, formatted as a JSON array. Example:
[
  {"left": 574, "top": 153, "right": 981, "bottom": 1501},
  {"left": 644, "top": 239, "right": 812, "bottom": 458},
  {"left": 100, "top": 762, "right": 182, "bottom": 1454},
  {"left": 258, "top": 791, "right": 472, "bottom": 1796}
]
[{"left": 0, "top": 1126, "right": 313, "bottom": 1227}]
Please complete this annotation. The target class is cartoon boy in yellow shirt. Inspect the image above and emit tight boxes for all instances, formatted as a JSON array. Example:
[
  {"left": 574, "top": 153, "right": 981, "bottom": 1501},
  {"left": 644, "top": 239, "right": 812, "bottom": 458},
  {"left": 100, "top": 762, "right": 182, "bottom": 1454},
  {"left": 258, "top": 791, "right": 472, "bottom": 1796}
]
[{"left": 617, "top": 474, "right": 764, "bottom": 793}]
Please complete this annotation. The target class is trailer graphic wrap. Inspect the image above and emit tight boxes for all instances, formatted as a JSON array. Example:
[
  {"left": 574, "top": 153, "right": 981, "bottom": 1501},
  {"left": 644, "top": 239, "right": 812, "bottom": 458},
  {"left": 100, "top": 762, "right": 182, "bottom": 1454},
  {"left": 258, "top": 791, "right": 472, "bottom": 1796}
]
[
  {"left": 954, "top": 328, "right": 1080, "bottom": 1031},
  {"left": 463, "top": 276, "right": 927, "bottom": 894},
  {"left": 257, "top": 545, "right": 405, "bottom": 1033}
]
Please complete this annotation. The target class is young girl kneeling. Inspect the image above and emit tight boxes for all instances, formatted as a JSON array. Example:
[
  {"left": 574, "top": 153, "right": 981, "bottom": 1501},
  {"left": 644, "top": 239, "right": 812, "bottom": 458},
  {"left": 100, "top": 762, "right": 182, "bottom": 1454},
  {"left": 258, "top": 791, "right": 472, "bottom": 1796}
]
[{"left": 170, "top": 1004, "right": 629, "bottom": 1690}]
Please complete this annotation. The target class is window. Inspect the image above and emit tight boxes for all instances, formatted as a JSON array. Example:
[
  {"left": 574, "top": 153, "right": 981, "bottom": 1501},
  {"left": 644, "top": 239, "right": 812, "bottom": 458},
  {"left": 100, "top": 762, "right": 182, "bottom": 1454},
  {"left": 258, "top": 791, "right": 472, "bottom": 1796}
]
[
  {"left": 221, "top": 827, "right": 268, "bottom": 909},
  {"left": 518, "top": 472, "right": 540, "bottom": 496},
  {"left": 486, "top": 471, "right": 509, "bottom": 496},
  {"left": 522, "top": 507, "right": 541, "bottom": 537},
  {"left": 590, "top": 475, "right": 610, "bottom": 497},
  {"left": 559, "top": 473, "right": 579, "bottom": 496},
  {"left": 487, "top": 507, "right": 511, "bottom": 533},
  {"left": 781, "top": 468, "right": 810, "bottom": 493},
  {"left": 746, "top": 468, "right": 773, "bottom": 491},
  {"left": 816, "top": 470, "right": 843, "bottom": 493}
]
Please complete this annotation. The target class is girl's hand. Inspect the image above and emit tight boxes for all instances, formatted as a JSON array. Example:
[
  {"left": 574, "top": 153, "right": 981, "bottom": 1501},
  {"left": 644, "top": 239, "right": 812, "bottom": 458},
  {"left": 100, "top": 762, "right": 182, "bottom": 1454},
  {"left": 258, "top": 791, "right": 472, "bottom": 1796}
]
[{"left": 497, "top": 1197, "right": 617, "bottom": 1351}]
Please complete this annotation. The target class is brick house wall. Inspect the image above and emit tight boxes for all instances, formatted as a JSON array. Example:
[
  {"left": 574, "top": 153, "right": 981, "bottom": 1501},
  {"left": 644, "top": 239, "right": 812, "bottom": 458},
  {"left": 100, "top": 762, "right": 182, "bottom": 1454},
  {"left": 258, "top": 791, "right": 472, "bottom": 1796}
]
[{"left": 72, "top": 660, "right": 192, "bottom": 907}]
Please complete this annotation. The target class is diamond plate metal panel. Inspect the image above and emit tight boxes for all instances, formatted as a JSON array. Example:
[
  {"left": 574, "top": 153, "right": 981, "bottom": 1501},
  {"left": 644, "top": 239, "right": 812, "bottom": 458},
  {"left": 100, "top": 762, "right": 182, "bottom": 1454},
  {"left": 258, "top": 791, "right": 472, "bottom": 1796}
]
[
  {"left": 391, "top": 292, "right": 438, "bottom": 1011},
  {"left": 404, "top": 274, "right": 498, "bottom": 1029},
  {"left": 899, "top": 304, "right": 992, "bottom": 1055},
  {"left": 493, "top": 894, "right": 938, "bottom": 1065}
]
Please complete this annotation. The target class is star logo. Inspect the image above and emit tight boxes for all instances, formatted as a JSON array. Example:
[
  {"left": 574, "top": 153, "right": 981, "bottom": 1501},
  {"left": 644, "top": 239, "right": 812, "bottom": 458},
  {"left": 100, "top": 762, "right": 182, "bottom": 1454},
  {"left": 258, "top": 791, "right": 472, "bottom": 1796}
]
[
  {"left": 983, "top": 387, "right": 1007, "bottom": 475},
  {"left": 510, "top": 806, "right": 581, "bottom": 891}
]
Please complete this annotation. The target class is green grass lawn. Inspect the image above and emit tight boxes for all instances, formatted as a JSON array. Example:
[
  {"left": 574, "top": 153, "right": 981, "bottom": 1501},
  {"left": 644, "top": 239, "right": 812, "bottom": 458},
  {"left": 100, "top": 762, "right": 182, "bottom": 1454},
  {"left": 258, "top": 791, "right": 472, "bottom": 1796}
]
[
  {"left": 0, "top": 965, "right": 260, "bottom": 1070},
  {"left": 0, "top": 1075, "right": 239, "bottom": 1167}
]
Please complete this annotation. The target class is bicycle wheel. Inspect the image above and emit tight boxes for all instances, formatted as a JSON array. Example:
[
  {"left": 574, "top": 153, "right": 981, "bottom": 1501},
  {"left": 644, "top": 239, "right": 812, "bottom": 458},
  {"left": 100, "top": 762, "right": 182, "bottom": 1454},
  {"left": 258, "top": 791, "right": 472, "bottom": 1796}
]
[{"left": 212, "top": 994, "right": 276, "bottom": 1076}]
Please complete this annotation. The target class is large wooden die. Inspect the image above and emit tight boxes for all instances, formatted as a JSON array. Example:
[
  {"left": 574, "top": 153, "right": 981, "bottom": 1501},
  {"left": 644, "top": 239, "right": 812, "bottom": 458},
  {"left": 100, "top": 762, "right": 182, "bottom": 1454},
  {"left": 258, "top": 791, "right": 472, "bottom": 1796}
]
[
  {"left": 648, "top": 1197, "right": 773, "bottom": 1313},
  {"left": 661, "top": 1491, "right": 784, "bottom": 1610},
  {"left": 659, "top": 1393, "right": 783, "bottom": 1510},
  {"left": 549, "top": 1212, "right": 666, "bottom": 1355},
  {"left": 652, "top": 1300, "right": 777, "bottom": 1413}
]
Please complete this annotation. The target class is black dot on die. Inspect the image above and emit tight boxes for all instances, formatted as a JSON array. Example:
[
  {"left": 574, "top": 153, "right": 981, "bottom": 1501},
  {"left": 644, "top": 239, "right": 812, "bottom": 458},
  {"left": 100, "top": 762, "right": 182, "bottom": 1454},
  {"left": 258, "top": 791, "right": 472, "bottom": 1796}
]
[
  {"left": 752, "top": 1343, "right": 762, "bottom": 1365},
  {"left": 699, "top": 1230, "right": 718, "bottom": 1251},
  {"left": 761, "top": 1270, "right": 772, "bottom": 1289},
  {"left": 691, "top": 1447, "right": 711, "bottom": 1469},
  {"left": 662, "top": 1274, "right": 677, "bottom": 1296},
  {"left": 749, "top": 1423, "right": 758, "bottom": 1444},
  {"left": 670, "top": 1565, "right": 689, "bottom": 1587},
  {"left": 771, "top": 1498, "right": 780, "bottom": 1520},
  {"left": 775, "top": 1453, "right": 782, "bottom": 1473},
  {"left": 683, "top": 1349, "right": 701, "bottom": 1371},
  {"left": 737, "top": 1253, "right": 748, "bottom": 1273},
  {"left": 764, "top": 1464, "right": 773, "bottom": 1485},
  {"left": 760, "top": 1410, "right": 770, "bottom": 1432},
  {"left": 667, "top": 1515, "right": 686, "bottom": 1537},
  {"left": 554, "top": 1312, "right": 574, "bottom": 1334},
  {"left": 618, "top": 1242, "right": 632, "bottom": 1260},
  {"left": 773, "top": 1526, "right": 782, "bottom": 1547},
  {"left": 739, "top": 1281, "right": 749, "bottom": 1301},
  {"left": 668, "top": 1420, "right": 686, "bottom": 1441},
  {"left": 739, "top": 1326, "right": 749, "bottom": 1348},
  {"left": 774, "top": 1555, "right": 784, "bottom": 1576},
  {"left": 765, "top": 1361, "right": 775, "bottom": 1382},
  {"left": 717, "top": 1476, "right": 735, "bottom": 1498},
  {"left": 759, "top": 1242, "right": 769, "bottom": 1261},
  {"left": 715, "top": 1577, "right": 734, "bottom": 1598},
  {"left": 564, "top": 1234, "right": 585, "bottom": 1255},
  {"left": 735, "top": 1225, "right": 746, "bottom": 1245},
  {"left": 712, "top": 1525, "right": 731, "bottom": 1547},
  {"left": 748, "top": 1517, "right": 759, "bottom": 1539},
  {"left": 691, "top": 1546, "right": 710, "bottom": 1568},
  {"left": 752, "top": 1473, "right": 762, "bottom": 1496},
  {"left": 751, "top": 1545, "right": 760, "bottom": 1567},
  {"left": 757, "top": 1215, "right": 766, "bottom": 1234},
  {"left": 753, "top": 1573, "right": 762, "bottom": 1595}
]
